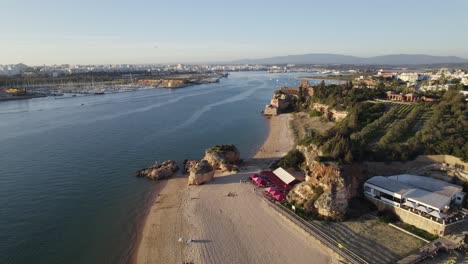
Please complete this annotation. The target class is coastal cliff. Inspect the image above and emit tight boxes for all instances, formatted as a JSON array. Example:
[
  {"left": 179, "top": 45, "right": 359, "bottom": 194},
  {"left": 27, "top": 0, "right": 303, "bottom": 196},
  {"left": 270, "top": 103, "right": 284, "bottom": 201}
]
[
  {"left": 263, "top": 91, "right": 293, "bottom": 116},
  {"left": 287, "top": 162, "right": 349, "bottom": 220}
]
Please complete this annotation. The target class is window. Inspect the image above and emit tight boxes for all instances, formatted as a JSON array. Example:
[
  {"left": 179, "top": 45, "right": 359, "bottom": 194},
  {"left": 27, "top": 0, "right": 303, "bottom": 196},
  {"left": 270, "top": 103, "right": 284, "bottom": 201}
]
[{"left": 364, "top": 186, "right": 371, "bottom": 193}]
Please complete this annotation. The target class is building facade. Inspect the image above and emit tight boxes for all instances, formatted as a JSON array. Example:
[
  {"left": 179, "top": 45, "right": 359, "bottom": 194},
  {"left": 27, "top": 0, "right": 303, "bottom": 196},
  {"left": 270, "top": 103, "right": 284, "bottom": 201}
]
[{"left": 364, "top": 175, "right": 466, "bottom": 235}]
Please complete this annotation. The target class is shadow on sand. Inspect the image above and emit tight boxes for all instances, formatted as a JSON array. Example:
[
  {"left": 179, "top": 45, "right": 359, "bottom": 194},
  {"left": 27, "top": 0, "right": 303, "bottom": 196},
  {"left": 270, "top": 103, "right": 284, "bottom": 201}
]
[{"left": 192, "top": 239, "right": 212, "bottom": 244}]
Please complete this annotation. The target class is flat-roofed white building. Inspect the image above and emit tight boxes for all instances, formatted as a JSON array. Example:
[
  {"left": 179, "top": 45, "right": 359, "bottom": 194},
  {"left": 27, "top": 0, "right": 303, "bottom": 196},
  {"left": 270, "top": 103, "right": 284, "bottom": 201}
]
[
  {"left": 388, "top": 174, "right": 465, "bottom": 205},
  {"left": 364, "top": 175, "right": 465, "bottom": 222},
  {"left": 272, "top": 167, "right": 303, "bottom": 185}
]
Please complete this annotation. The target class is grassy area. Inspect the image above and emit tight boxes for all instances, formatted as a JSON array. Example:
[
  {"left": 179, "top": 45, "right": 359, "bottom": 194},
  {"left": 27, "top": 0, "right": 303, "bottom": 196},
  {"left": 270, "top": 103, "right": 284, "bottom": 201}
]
[
  {"left": 394, "top": 222, "right": 439, "bottom": 241},
  {"left": 289, "top": 112, "right": 334, "bottom": 144},
  {"left": 316, "top": 214, "right": 427, "bottom": 263}
]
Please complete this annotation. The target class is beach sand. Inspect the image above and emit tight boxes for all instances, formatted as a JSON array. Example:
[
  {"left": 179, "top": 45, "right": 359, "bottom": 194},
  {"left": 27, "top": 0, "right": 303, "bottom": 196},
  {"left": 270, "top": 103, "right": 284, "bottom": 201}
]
[
  {"left": 254, "top": 114, "right": 294, "bottom": 159},
  {"left": 136, "top": 114, "right": 336, "bottom": 264}
]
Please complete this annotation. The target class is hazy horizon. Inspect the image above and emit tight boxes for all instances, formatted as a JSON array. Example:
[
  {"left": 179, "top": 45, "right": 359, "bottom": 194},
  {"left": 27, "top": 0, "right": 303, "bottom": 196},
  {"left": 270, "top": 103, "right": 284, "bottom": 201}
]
[{"left": 1, "top": 0, "right": 468, "bottom": 65}]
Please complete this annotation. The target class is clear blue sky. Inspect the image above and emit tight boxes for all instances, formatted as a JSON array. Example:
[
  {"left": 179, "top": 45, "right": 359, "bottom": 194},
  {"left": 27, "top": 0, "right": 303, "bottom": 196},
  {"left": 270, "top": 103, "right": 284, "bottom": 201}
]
[{"left": 1, "top": 0, "right": 468, "bottom": 65}]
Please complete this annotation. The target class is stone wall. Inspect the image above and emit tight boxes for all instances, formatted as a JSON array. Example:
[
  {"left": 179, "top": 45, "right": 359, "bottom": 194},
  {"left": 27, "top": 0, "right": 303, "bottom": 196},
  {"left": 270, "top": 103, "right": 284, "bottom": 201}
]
[{"left": 367, "top": 196, "right": 466, "bottom": 236}]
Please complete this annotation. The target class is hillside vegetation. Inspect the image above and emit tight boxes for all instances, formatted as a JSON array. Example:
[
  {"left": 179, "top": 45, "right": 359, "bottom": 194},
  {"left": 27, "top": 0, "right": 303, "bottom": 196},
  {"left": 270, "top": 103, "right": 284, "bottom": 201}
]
[{"left": 297, "top": 83, "right": 467, "bottom": 163}]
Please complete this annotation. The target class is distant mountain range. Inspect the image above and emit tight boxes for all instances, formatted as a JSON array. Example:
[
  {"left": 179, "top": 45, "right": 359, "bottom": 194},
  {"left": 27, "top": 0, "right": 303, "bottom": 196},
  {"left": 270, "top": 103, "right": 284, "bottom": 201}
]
[{"left": 231, "top": 54, "right": 468, "bottom": 65}]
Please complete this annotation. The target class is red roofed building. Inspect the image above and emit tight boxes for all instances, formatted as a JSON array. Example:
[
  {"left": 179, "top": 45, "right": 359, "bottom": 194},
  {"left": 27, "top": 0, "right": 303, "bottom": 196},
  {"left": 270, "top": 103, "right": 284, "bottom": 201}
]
[{"left": 260, "top": 167, "right": 303, "bottom": 192}]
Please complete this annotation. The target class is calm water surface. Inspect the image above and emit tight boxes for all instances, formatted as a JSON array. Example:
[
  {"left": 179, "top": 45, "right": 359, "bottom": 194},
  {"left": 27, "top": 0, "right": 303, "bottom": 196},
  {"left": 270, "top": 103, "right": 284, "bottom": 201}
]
[{"left": 0, "top": 72, "right": 316, "bottom": 263}]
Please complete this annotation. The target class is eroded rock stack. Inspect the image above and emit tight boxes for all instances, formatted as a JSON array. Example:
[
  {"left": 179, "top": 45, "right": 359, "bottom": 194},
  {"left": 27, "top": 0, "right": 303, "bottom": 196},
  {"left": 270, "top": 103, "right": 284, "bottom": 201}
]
[
  {"left": 203, "top": 144, "right": 240, "bottom": 172},
  {"left": 188, "top": 160, "right": 215, "bottom": 185},
  {"left": 136, "top": 160, "right": 179, "bottom": 180}
]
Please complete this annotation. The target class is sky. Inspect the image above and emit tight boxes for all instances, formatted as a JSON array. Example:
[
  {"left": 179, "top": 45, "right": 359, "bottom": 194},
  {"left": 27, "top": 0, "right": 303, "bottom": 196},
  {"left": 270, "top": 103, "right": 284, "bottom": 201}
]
[{"left": 1, "top": 0, "right": 468, "bottom": 65}]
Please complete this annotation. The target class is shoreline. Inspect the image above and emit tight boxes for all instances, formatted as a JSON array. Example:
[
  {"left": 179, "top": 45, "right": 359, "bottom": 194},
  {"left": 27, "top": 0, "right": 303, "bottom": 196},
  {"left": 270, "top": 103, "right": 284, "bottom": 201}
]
[
  {"left": 0, "top": 94, "right": 46, "bottom": 102},
  {"left": 254, "top": 114, "right": 294, "bottom": 159},
  {"left": 135, "top": 113, "right": 334, "bottom": 264},
  {"left": 129, "top": 179, "right": 168, "bottom": 264}
]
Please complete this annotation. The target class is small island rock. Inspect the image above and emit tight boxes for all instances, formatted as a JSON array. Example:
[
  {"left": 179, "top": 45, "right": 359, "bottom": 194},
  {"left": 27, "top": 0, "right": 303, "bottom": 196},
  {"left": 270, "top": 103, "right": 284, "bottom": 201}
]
[{"left": 136, "top": 160, "right": 179, "bottom": 180}]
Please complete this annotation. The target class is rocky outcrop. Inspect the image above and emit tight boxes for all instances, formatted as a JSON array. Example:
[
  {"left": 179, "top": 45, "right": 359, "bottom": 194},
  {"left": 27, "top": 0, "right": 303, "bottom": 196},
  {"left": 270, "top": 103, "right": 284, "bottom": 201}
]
[
  {"left": 263, "top": 91, "right": 293, "bottom": 116},
  {"left": 183, "top": 159, "right": 198, "bottom": 174},
  {"left": 287, "top": 161, "right": 349, "bottom": 220},
  {"left": 311, "top": 103, "right": 348, "bottom": 122},
  {"left": 136, "top": 160, "right": 179, "bottom": 180},
  {"left": 188, "top": 160, "right": 215, "bottom": 185},
  {"left": 203, "top": 145, "right": 240, "bottom": 172},
  {"left": 297, "top": 145, "right": 322, "bottom": 170},
  {"left": 314, "top": 187, "right": 349, "bottom": 220},
  {"left": 287, "top": 182, "right": 324, "bottom": 212}
]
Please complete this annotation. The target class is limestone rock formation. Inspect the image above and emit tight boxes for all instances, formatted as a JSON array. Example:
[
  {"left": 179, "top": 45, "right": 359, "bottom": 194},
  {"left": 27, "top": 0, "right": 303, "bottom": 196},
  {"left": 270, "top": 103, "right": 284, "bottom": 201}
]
[
  {"left": 188, "top": 160, "right": 215, "bottom": 185},
  {"left": 287, "top": 181, "right": 324, "bottom": 212},
  {"left": 203, "top": 145, "right": 240, "bottom": 172},
  {"left": 263, "top": 91, "right": 293, "bottom": 116},
  {"left": 297, "top": 145, "right": 322, "bottom": 170},
  {"left": 287, "top": 161, "right": 349, "bottom": 220},
  {"left": 311, "top": 103, "right": 348, "bottom": 122},
  {"left": 314, "top": 186, "right": 349, "bottom": 220},
  {"left": 136, "top": 160, "right": 179, "bottom": 180},
  {"left": 182, "top": 159, "right": 198, "bottom": 174}
]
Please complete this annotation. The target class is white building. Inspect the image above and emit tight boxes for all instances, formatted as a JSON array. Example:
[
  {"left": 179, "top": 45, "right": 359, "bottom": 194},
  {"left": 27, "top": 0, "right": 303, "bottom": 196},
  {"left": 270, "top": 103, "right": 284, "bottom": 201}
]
[
  {"left": 462, "top": 77, "right": 468, "bottom": 86},
  {"left": 364, "top": 175, "right": 465, "bottom": 222},
  {"left": 398, "top": 72, "right": 423, "bottom": 83},
  {"left": 419, "top": 84, "right": 449, "bottom": 92}
]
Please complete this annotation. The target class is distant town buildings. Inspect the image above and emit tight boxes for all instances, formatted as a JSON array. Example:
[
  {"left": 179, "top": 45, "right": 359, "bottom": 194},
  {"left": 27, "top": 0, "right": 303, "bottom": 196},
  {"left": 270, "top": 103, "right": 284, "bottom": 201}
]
[
  {"left": 386, "top": 91, "right": 420, "bottom": 102},
  {"left": 398, "top": 72, "right": 423, "bottom": 83}
]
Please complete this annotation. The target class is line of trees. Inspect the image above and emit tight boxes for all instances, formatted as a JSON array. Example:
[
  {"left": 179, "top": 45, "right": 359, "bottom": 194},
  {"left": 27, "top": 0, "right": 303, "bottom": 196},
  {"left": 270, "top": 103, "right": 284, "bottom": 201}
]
[
  {"left": 413, "top": 87, "right": 468, "bottom": 160},
  {"left": 377, "top": 106, "right": 423, "bottom": 146}
]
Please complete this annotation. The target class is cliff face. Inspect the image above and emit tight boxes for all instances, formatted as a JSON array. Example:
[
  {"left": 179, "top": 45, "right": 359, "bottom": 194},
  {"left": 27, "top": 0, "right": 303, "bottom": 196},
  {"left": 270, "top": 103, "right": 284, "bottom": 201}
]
[
  {"left": 297, "top": 145, "right": 322, "bottom": 171},
  {"left": 263, "top": 91, "right": 293, "bottom": 116},
  {"left": 136, "top": 160, "right": 179, "bottom": 180},
  {"left": 287, "top": 161, "right": 350, "bottom": 220},
  {"left": 203, "top": 145, "right": 240, "bottom": 172},
  {"left": 188, "top": 160, "right": 215, "bottom": 185}
]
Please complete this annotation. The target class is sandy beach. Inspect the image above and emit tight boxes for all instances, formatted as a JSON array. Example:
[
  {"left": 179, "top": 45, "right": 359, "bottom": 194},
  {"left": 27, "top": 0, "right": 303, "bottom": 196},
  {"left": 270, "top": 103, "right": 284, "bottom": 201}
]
[
  {"left": 254, "top": 114, "right": 294, "bottom": 159},
  {"left": 136, "top": 114, "right": 336, "bottom": 264}
]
